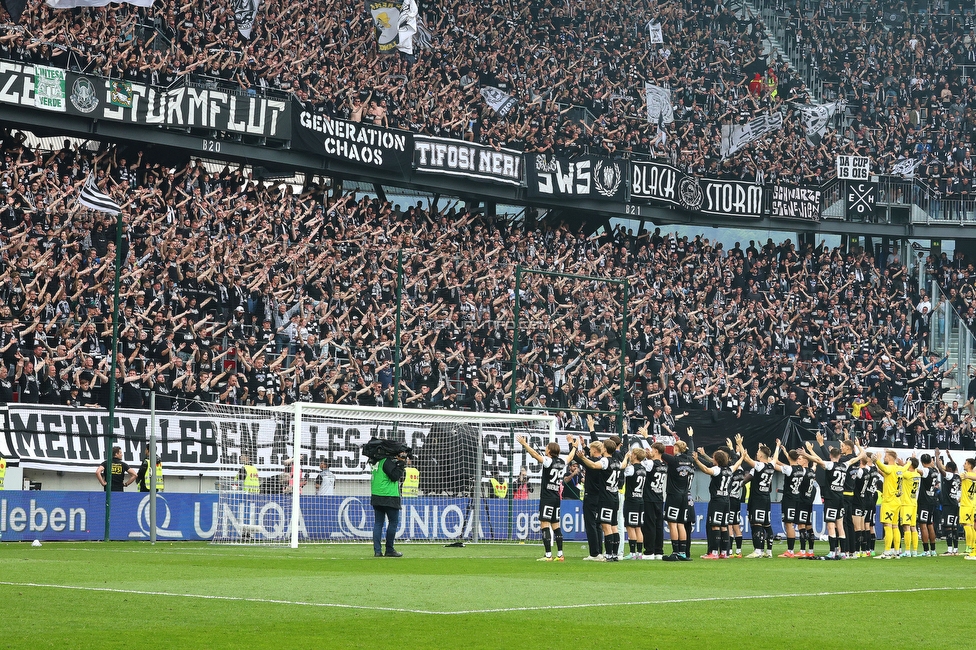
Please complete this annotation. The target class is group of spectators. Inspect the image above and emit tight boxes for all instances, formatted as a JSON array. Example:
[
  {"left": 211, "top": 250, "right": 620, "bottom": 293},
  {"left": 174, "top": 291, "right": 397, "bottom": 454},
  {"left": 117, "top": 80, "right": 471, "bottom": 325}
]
[
  {"left": 768, "top": 0, "right": 976, "bottom": 197},
  {"left": 6, "top": 0, "right": 976, "bottom": 189},
  {"left": 0, "top": 129, "right": 974, "bottom": 449}
]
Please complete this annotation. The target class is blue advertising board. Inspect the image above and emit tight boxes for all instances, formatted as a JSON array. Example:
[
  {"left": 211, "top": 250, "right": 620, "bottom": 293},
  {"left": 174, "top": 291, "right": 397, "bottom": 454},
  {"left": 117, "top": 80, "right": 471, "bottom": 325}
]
[{"left": 0, "top": 492, "right": 863, "bottom": 543}]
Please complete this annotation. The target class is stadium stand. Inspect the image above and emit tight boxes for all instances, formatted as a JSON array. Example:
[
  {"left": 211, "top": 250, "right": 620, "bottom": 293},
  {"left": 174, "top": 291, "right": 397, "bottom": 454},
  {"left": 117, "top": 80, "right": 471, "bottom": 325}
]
[{"left": 0, "top": 128, "right": 970, "bottom": 448}]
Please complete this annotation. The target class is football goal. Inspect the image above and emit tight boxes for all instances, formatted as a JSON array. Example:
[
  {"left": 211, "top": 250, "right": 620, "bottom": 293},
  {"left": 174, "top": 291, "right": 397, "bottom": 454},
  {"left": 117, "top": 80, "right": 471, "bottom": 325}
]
[{"left": 201, "top": 402, "right": 557, "bottom": 547}]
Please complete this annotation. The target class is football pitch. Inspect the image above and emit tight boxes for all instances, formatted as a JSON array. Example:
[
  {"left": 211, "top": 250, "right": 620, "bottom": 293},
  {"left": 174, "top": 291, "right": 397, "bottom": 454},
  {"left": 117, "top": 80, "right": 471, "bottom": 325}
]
[{"left": 0, "top": 541, "right": 970, "bottom": 648}]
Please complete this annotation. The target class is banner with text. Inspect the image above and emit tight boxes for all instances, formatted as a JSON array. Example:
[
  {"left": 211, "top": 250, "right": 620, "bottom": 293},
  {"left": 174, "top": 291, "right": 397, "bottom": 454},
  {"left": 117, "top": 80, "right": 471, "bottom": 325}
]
[
  {"left": 630, "top": 160, "right": 764, "bottom": 218},
  {"left": 413, "top": 135, "right": 522, "bottom": 185},
  {"left": 526, "top": 153, "right": 628, "bottom": 200},
  {"left": 0, "top": 492, "right": 851, "bottom": 542},
  {"left": 292, "top": 105, "right": 412, "bottom": 172},
  {"left": 0, "top": 62, "right": 290, "bottom": 138},
  {"left": 769, "top": 184, "right": 822, "bottom": 221}
]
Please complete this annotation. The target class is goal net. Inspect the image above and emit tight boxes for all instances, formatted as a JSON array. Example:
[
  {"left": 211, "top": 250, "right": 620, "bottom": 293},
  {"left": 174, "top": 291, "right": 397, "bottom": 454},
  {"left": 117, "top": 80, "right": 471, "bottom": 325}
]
[{"left": 201, "top": 402, "right": 556, "bottom": 547}]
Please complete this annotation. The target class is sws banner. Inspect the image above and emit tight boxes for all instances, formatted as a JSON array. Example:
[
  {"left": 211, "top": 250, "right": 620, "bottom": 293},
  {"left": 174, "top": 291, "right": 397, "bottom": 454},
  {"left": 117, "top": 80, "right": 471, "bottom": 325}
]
[
  {"left": 0, "top": 62, "right": 290, "bottom": 138},
  {"left": 526, "top": 153, "right": 627, "bottom": 200},
  {"left": 292, "top": 105, "right": 412, "bottom": 172},
  {"left": 413, "top": 135, "right": 522, "bottom": 185},
  {"left": 769, "top": 184, "right": 822, "bottom": 221},
  {"left": 0, "top": 492, "right": 859, "bottom": 542},
  {"left": 631, "top": 160, "right": 765, "bottom": 218}
]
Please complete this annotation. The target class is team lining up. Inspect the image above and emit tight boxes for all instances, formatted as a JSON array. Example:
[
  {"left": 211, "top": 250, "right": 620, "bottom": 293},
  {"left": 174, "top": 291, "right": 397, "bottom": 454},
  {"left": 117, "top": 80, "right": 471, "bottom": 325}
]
[{"left": 516, "top": 416, "right": 976, "bottom": 562}]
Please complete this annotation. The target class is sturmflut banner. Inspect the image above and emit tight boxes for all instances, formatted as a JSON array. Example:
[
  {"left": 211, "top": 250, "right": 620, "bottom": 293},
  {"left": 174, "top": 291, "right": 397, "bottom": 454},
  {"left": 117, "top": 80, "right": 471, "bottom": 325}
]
[
  {"left": 292, "top": 107, "right": 412, "bottom": 171},
  {"left": 0, "top": 62, "right": 290, "bottom": 138},
  {"left": 413, "top": 136, "right": 522, "bottom": 185}
]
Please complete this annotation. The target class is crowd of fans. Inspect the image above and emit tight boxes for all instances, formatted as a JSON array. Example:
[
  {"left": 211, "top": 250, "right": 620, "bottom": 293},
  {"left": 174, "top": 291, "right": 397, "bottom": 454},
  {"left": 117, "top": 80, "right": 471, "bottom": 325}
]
[
  {"left": 770, "top": 0, "right": 976, "bottom": 192},
  {"left": 4, "top": 0, "right": 976, "bottom": 188},
  {"left": 0, "top": 130, "right": 974, "bottom": 450}
]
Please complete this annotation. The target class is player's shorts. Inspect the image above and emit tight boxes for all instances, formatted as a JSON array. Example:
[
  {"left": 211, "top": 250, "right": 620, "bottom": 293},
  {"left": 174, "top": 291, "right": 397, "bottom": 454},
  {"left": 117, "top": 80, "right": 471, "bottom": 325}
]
[
  {"left": 797, "top": 502, "right": 814, "bottom": 525},
  {"left": 961, "top": 507, "right": 975, "bottom": 526},
  {"left": 866, "top": 503, "right": 877, "bottom": 525},
  {"left": 917, "top": 505, "right": 937, "bottom": 525},
  {"left": 781, "top": 499, "right": 798, "bottom": 524},
  {"left": 899, "top": 505, "right": 916, "bottom": 526},
  {"left": 599, "top": 498, "right": 619, "bottom": 526},
  {"left": 539, "top": 497, "right": 561, "bottom": 524},
  {"left": 853, "top": 497, "right": 874, "bottom": 519},
  {"left": 684, "top": 499, "right": 696, "bottom": 525},
  {"left": 823, "top": 496, "right": 844, "bottom": 522},
  {"left": 748, "top": 500, "right": 771, "bottom": 525},
  {"left": 880, "top": 503, "right": 899, "bottom": 526},
  {"left": 728, "top": 499, "right": 742, "bottom": 527},
  {"left": 707, "top": 501, "right": 729, "bottom": 527},
  {"left": 943, "top": 504, "right": 959, "bottom": 527},
  {"left": 624, "top": 501, "right": 645, "bottom": 528},
  {"left": 664, "top": 495, "right": 689, "bottom": 523}
]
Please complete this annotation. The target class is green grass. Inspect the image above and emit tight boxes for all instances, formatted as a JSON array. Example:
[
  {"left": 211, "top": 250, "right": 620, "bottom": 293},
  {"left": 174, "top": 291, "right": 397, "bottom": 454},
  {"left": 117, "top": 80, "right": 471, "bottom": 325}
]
[{"left": 0, "top": 540, "right": 971, "bottom": 649}]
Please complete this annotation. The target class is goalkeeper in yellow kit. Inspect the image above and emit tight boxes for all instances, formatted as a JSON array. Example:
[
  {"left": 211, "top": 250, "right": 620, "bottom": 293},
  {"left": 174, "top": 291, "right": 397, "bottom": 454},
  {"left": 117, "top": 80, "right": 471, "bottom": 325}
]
[
  {"left": 898, "top": 457, "right": 921, "bottom": 558},
  {"left": 874, "top": 450, "right": 905, "bottom": 559},
  {"left": 961, "top": 458, "right": 976, "bottom": 560}
]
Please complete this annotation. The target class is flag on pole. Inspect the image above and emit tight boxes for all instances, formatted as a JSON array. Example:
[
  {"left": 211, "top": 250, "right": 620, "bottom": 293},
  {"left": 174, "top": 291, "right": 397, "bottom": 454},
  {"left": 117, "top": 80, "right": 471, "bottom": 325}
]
[
  {"left": 231, "top": 0, "right": 262, "bottom": 39},
  {"left": 79, "top": 175, "right": 121, "bottom": 214},
  {"left": 646, "top": 21, "right": 663, "bottom": 43}
]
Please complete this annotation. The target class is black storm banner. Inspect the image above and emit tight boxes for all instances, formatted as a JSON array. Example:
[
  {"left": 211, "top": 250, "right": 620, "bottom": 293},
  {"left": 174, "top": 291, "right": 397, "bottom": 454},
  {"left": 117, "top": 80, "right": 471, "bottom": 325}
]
[
  {"left": 413, "top": 136, "right": 522, "bottom": 185},
  {"left": 292, "top": 105, "right": 412, "bottom": 172},
  {"left": 526, "top": 153, "right": 627, "bottom": 200},
  {"left": 631, "top": 161, "right": 764, "bottom": 218},
  {"left": 770, "top": 184, "right": 822, "bottom": 221}
]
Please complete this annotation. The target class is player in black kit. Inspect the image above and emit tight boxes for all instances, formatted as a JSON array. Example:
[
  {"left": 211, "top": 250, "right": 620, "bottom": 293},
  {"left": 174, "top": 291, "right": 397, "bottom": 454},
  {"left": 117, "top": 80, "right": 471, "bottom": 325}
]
[
  {"left": 802, "top": 441, "right": 866, "bottom": 559},
  {"left": 516, "top": 434, "right": 577, "bottom": 561},
  {"left": 661, "top": 430, "right": 697, "bottom": 562},
  {"left": 638, "top": 432, "right": 668, "bottom": 560},
  {"left": 916, "top": 453, "right": 940, "bottom": 556},
  {"left": 621, "top": 447, "right": 647, "bottom": 559},
  {"left": 935, "top": 450, "right": 962, "bottom": 555},
  {"left": 693, "top": 443, "right": 745, "bottom": 559},
  {"left": 737, "top": 437, "right": 775, "bottom": 558}
]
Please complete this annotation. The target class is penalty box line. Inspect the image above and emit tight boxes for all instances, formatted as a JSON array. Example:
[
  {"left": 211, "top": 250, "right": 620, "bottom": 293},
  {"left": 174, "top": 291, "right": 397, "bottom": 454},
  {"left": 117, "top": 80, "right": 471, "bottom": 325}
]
[{"left": 0, "top": 582, "right": 973, "bottom": 615}]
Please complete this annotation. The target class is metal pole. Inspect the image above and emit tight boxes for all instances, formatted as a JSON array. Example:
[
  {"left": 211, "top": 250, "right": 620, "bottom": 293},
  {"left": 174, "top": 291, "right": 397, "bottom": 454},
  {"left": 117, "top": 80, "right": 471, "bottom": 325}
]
[
  {"left": 149, "top": 391, "right": 157, "bottom": 545},
  {"left": 509, "top": 266, "right": 522, "bottom": 413},
  {"left": 508, "top": 267, "right": 522, "bottom": 542},
  {"left": 617, "top": 280, "right": 629, "bottom": 435},
  {"left": 394, "top": 249, "right": 403, "bottom": 407},
  {"left": 472, "top": 423, "right": 483, "bottom": 544},
  {"left": 103, "top": 211, "right": 124, "bottom": 543}
]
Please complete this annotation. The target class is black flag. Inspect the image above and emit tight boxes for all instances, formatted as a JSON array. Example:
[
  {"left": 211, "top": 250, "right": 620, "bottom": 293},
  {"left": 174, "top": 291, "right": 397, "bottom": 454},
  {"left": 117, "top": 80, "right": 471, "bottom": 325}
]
[{"left": 0, "top": 0, "right": 27, "bottom": 22}]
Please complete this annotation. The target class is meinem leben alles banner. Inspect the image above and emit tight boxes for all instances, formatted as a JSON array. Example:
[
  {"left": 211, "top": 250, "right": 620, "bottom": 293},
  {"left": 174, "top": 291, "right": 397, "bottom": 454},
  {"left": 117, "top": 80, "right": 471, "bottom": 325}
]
[
  {"left": 0, "top": 62, "right": 290, "bottom": 138},
  {"left": 0, "top": 405, "right": 549, "bottom": 481}
]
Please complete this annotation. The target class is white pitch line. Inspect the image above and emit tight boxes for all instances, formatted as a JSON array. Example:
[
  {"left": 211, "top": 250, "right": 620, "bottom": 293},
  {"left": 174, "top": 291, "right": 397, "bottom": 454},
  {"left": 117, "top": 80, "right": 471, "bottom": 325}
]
[{"left": 0, "top": 582, "right": 972, "bottom": 616}]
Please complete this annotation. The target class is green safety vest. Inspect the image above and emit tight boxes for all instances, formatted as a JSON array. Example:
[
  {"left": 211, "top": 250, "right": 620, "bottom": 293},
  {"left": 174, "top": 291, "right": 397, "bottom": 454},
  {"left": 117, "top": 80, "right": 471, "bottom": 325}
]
[
  {"left": 371, "top": 459, "right": 400, "bottom": 497},
  {"left": 142, "top": 461, "right": 164, "bottom": 492},
  {"left": 491, "top": 478, "right": 508, "bottom": 498},
  {"left": 242, "top": 464, "right": 260, "bottom": 493},
  {"left": 402, "top": 467, "right": 420, "bottom": 497},
  {"left": 0, "top": 456, "right": 6, "bottom": 490}
]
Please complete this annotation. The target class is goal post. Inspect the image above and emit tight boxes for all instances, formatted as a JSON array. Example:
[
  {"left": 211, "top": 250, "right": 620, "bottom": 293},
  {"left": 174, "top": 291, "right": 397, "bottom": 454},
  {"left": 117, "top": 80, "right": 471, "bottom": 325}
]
[{"left": 202, "top": 401, "right": 557, "bottom": 547}]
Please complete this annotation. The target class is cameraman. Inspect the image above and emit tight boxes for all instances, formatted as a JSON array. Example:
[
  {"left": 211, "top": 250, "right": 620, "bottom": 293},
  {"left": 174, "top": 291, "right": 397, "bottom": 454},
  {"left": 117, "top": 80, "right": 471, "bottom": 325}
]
[{"left": 370, "top": 447, "right": 408, "bottom": 557}]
